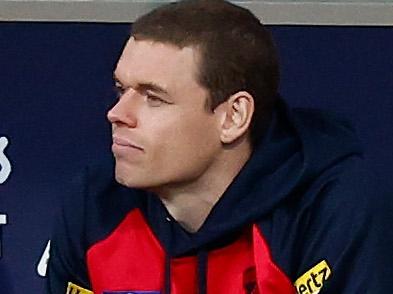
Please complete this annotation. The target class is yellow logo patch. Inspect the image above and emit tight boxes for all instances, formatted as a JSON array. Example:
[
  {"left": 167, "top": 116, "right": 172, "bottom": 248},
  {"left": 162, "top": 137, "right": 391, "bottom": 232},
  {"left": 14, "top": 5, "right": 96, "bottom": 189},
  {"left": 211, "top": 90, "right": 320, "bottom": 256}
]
[
  {"left": 294, "top": 260, "right": 331, "bottom": 294},
  {"left": 66, "top": 282, "right": 93, "bottom": 294}
]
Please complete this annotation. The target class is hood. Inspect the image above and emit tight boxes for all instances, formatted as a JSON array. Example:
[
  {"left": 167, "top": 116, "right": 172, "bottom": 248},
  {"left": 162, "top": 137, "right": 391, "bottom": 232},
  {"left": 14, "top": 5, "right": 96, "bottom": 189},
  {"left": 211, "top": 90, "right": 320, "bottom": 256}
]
[{"left": 143, "top": 98, "right": 362, "bottom": 257}]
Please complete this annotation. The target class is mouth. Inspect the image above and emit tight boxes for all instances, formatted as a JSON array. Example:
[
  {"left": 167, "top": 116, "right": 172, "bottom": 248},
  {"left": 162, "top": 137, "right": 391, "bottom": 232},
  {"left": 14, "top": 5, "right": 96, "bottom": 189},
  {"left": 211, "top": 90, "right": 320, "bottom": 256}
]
[{"left": 112, "top": 135, "right": 144, "bottom": 151}]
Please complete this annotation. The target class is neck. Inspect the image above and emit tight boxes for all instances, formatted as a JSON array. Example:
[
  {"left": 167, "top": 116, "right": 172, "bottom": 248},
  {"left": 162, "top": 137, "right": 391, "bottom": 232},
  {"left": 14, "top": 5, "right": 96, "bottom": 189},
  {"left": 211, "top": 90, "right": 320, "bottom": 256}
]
[{"left": 154, "top": 141, "right": 252, "bottom": 233}]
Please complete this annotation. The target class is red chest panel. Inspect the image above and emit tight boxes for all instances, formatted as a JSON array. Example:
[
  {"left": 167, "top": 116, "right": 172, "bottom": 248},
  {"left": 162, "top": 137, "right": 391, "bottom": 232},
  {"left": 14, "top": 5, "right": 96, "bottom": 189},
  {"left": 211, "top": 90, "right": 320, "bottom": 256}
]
[{"left": 86, "top": 209, "right": 295, "bottom": 294}]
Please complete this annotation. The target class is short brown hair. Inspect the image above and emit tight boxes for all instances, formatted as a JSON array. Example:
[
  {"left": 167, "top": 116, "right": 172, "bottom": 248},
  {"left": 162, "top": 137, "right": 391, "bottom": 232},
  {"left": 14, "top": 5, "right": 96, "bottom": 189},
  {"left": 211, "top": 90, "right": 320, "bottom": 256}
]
[{"left": 132, "top": 0, "right": 280, "bottom": 146}]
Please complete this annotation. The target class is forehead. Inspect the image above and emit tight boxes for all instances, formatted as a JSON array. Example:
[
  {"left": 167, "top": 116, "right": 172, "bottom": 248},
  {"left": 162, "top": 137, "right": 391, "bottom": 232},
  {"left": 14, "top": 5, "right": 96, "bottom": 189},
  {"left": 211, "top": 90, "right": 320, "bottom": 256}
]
[{"left": 115, "top": 38, "right": 201, "bottom": 93}]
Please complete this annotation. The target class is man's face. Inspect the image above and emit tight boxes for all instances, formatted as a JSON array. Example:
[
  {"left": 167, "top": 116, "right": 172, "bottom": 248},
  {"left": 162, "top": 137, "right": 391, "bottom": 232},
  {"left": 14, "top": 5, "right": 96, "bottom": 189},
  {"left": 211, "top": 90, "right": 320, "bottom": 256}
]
[{"left": 108, "top": 38, "right": 223, "bottom": 190}]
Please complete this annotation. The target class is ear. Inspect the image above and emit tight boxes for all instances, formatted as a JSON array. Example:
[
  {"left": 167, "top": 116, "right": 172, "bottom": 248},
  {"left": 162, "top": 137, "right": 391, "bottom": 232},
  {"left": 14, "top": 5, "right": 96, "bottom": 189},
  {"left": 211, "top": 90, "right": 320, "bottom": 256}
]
[{"left": 215, "top": 91, "right": 254, "bottom": 144}]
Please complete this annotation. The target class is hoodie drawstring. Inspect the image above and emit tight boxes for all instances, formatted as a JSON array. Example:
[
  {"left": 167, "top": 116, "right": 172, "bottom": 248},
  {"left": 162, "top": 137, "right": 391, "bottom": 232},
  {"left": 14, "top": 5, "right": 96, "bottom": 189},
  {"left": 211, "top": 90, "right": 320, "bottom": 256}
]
[
  {"left": 197, "top": 250, "right": 208, "bottom": 294},
  {"left": 165, "top": 254, "right": 171, "bottom": 294}
]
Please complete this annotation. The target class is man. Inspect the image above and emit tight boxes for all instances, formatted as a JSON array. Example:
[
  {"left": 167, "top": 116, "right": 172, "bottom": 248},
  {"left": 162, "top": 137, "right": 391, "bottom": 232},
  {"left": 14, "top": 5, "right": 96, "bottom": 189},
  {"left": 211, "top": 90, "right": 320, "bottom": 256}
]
[{"left": 46, "top": 1, "right": 389, "bottom": 293}]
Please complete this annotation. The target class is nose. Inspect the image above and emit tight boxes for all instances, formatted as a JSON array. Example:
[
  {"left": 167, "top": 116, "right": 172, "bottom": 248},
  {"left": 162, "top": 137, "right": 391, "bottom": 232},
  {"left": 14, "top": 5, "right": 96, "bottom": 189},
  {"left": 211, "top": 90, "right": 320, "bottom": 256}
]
[{"left": 107, "top": 95, "right": 138, "bottom": 128}]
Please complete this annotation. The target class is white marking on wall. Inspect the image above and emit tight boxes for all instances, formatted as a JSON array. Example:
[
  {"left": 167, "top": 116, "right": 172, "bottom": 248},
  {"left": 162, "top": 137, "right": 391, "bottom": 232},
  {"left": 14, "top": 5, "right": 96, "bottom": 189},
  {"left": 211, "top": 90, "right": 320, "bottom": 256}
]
[
  {"left": 37, "top": 240, "right": 51, "bottom": 277},
  {"left": 0, "top": 136, "right": 12, "bottom": 184}
]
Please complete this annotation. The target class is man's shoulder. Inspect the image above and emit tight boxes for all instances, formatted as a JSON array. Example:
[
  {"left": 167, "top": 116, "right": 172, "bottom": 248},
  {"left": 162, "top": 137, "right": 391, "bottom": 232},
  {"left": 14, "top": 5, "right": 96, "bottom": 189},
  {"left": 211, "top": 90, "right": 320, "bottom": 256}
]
[
  {"left": 57, "top": 162, "right": 144, "bottom": 249},
  {"left": 299, "top": 154, "right": 373, "bottom": 217}
]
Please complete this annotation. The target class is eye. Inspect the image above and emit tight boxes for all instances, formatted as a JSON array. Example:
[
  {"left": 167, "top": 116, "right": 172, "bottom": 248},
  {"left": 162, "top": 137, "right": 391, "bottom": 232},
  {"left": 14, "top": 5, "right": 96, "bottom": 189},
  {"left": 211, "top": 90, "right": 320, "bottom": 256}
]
[{"left": 146, "top": 94, "right": 166, "bottom": 107}]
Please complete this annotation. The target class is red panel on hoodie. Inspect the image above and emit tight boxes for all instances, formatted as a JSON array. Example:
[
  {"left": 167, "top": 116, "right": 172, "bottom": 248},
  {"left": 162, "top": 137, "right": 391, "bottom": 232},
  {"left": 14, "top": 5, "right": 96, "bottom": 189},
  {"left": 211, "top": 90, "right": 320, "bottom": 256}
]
[{"left": 86, "top": 209, "right": 295, "bottom": 294}]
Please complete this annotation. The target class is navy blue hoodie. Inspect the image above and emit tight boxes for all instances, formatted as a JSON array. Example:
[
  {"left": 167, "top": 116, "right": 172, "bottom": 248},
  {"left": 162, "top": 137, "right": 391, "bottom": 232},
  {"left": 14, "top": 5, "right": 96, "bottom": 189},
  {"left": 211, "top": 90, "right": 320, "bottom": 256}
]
[{"left": 46, "top": 100, "right": 390, "bottom": 294}]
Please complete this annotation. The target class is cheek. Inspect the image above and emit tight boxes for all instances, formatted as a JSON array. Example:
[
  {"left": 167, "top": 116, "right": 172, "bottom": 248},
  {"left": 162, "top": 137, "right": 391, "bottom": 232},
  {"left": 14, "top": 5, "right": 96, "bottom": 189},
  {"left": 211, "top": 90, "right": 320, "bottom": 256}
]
[{"left": 149, "top": 115, "right": 220, "bottom": 166}]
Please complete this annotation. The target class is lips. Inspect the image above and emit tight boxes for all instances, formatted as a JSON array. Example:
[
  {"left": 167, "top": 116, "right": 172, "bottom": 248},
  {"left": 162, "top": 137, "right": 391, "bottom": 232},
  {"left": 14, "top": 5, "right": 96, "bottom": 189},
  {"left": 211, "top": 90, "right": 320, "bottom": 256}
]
[{"left": 112, "top": 135, "right": 144, "bottom": 151}]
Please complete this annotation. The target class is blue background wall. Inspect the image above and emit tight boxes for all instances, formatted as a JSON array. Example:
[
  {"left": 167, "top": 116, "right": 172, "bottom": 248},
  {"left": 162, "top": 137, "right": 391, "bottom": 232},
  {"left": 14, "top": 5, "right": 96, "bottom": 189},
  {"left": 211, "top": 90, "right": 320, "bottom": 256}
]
[{"left": 0, "top": 23, "right": 392, "bottom": 293}]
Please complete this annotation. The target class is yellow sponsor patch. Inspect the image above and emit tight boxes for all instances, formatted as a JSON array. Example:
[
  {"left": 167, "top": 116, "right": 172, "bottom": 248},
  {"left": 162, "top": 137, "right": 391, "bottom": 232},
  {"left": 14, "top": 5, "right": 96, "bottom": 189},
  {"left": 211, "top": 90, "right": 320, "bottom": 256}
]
[
  {"left": 294, "top": 260, "right": 331, "bottom": 294},
  {"left": 66, "top": 282, "right": 93, "bottom": 294}
]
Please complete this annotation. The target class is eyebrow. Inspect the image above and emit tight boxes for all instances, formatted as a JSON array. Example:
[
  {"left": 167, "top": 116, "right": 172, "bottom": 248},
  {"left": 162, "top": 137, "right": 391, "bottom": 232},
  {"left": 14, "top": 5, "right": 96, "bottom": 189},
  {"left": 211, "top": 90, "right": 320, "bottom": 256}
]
[{"left": 113, "top": 74, "right": 169, "bottom": 96}]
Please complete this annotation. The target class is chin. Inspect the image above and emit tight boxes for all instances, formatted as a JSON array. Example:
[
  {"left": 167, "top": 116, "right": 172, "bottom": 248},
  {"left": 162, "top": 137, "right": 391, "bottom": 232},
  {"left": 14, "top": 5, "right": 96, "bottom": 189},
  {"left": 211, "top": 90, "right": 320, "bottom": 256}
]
[
  {"left": 114, "top": 168, "right": 151, "bottom": 190},
  {"left": 114, "top": 173, "right": 129, "bottom": 187}
]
